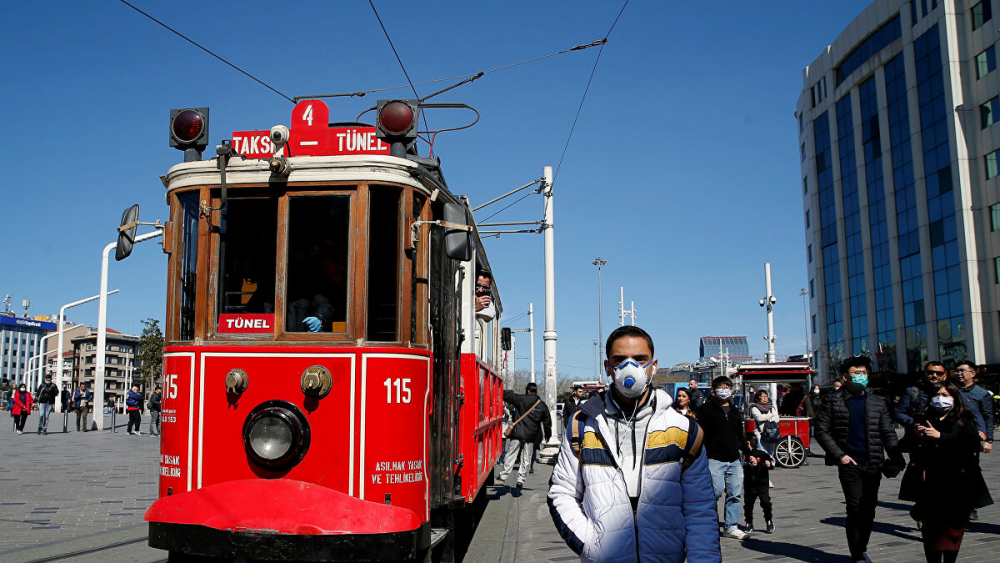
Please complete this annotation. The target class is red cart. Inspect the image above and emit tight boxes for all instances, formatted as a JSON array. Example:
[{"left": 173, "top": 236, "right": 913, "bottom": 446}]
[{"left": 737, "top": 362, "right": 813, "bottom": 468}]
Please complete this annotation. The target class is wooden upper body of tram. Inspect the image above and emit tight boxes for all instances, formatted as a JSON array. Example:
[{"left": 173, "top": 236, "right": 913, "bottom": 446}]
[{"left": 140, "top": 100, "right": 504, "bottom": 562}]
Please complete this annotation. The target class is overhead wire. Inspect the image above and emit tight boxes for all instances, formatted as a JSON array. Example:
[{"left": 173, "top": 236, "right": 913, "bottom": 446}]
[
  {"left": 118, "top": 0, "right": 294, "bottom": 104},
  {"left": 554, "top": 0, "right": 630, "bottom": 181},
  {"left": 367, "top": 0, "right": 429, "bottom": 131}
]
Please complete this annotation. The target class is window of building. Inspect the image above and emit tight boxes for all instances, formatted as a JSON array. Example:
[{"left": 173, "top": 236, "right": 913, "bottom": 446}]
[
  {"left": 988, "top": 150, "right": 999, "bottom": 179},
  {"left": 973, "top": 1, "right": 993, "bottom": 30},
  {"left": 977, "top": 46, "right": 996, "bottom": 79},
  {"left": 812, "top": 314, "right": 817, "bottom": 334},
  {"left": 808, "top": 244, "right": 813, "bottom": 263},
  {"left": 995, "top": 256, "right": 1000, "bottom": 283},
  {"left": 991, "top": 203, "right": 1000, "bottom": 230},
  {"left": 798, "top": 113, "right": 804, "bottom": 134},
  {"left": 806, "top": 209, "right": 811, "bottom": 228},
  {"left": 836, "top": 16, "right": 902, "bottom": 85},
  {"left": 801, "top": 143, "right": 807, "bottom": 161},
  {"left": 810, "top": 279, "right": 815, "bottom": 297},
  {"left": 982, "top": 97, "right": 1000, "bottom": 128},
  {"left": 803, "top": 176, "right": 809, "bottom": 194}
]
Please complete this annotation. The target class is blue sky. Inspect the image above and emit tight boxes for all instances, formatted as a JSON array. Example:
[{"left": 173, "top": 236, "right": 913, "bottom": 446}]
[{"left": 1, "top": 1, "right": 873, "bottom": 377}]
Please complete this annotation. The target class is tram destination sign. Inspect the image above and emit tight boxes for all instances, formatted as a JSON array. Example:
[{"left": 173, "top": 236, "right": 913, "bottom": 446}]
[
  {"left": 232, "top": 100, "right": 392, "bottom": 159},
  {"left": 218, "top": 314, "right": 274, "bottom": 334}
]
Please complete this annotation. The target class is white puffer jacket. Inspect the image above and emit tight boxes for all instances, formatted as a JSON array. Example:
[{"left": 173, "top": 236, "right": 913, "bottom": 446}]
[{"left": 547, "top": 388, "right": 721, "bottom": 563}]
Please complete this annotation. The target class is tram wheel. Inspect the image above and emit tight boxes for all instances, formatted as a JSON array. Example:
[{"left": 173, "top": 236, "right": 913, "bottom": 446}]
[{"left": 774, "top": 436, "right": 806, "bottom": 468}]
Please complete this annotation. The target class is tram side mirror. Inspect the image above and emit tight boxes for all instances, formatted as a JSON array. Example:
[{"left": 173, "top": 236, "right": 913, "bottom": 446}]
[
  {"left": 443, "top": 202, "right": 472, "bottom": 261},
  {"left": 115, "top": 204, "right": 140, "bottom": 261}
]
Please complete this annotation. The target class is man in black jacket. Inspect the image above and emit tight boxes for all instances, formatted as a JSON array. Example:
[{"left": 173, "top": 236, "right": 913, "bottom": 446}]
[
  {"left": 815, "top": 356, "right": 904, "bottom": 563},
  {"left": 148, "top": 386, "right": 163, "bottom": 437},
  {"left": 697, "top": 375, "right": 753, "bottom": 540},
  {"left": 500, "top": 382, "right": 551, "bottom": 489},
  {"left": 562, "top": 385, "right": 586, "bottom": 426},
  {"left": 36, "top": 375, "right": 58, "bottom": 435},
  {"left": 688, "top": 378, "right": 707, "bottom": 410}
]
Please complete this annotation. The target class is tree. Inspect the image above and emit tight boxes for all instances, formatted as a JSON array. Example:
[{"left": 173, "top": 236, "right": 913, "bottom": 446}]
[{"left": 137, "top": 318, "right": 164, "bottom": 390}]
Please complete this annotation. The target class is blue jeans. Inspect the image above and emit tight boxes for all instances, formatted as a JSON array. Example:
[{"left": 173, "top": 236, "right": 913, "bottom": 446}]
[
  {"left": 38, "top": 403, "right": 53, "bottom": 432},
  {"left": 709, "top": 458, "right": 744, "bottom": 529}
]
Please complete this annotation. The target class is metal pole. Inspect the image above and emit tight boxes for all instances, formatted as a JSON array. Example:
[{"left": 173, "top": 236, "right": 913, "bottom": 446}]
[
  {"left": 619, "top": 287, "right": 625, "bottom": 327},
  {"left": 763, "top": 262, "right": 777, "bottom": 363},
  {"left": 630, "top": 301, "right": 636, "bottom": 326},
  {"left": 541, "top": 166, "right": 559, "bottom": 452},
  {"left": 528, "top": 303, "right": 536, "bottom": 384},
  {"left": 594, "top": 339, "right": 600, "bottom": 379},
  {"left": 56, "top": 292, "right": 115, "bottom": 412},
  {"left": 799, "top": 288, "right": 810, "bottom": 358},
  {"left": 592, "top": 257, "right": 607, "bottom": 380},
  {"left": 96, "top": 229, "right": 162, "bottom": 431}
]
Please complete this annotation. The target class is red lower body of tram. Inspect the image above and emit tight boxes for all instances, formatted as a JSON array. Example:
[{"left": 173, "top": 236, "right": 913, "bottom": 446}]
[{"left": 145, "top": 346, "right": 502, "bottom": 561}]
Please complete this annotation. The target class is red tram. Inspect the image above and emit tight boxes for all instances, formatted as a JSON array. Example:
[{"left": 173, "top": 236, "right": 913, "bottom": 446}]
[{"left": 124, "top": 99, "right": 505, "bottom": 561}]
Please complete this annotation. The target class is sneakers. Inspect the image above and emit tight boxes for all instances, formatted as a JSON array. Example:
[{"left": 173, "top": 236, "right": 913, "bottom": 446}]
[
  {"left": 515, "top": 480, "right": 524, "bottom": 489},
  {"left": 744, "top": 521, "right": 754, "bottom": 533},
  {"left": 970, "top": 509, "right": 979, "bottom": 521},
  {"left": 723, "top": 526, "right": 748, "bottom": 540},
  {"left": 768, "top": 479, "right": 775, "bottom": 488},
  {"left": 765, "top": 520, "right": 775, "bottom": 533},
  {"left": 856, "top": 553, "right": 873, "bottom": 563}
]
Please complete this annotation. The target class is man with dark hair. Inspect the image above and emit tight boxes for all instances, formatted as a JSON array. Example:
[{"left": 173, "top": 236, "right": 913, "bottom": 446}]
[
  {"left": 697, "top": 374, "right": 753, "bottom": 539},
  {"left": 894, "top": 360, "right": 979, "bottom": 430},
  {"left": 500, "top": 381, "right": 550, "bottom": 488},
  {"left": 72, "top": 382, "right": 92, "bottom": 432},
  {"left": 816, "top": 356, "right": 904, "bottom": 563},
  {"left": 549, "top": 326, "right": 719, "bottom": 561},
  {"left": 475, "top": 270, "right": 496, "bottom": 322},
  {"left": 562, "top": 385, "right": 585, "bottom": 426},
  {"left": 688, "top": 378, "right": 707, "bottom": 410},
  {"left": 36, "top": 375, "right": 58, "bottom": 435},
  {"left": 149, "top": 385, "right": 163, "bottom": 437}
]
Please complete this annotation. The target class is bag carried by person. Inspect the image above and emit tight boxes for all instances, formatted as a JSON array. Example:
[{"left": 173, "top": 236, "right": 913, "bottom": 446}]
[
  {"left": 504, "top": 398, "right": 541, "bottom": 438},
  {"left": 760, "top": 420, "right": 781, "bottom": 443}
]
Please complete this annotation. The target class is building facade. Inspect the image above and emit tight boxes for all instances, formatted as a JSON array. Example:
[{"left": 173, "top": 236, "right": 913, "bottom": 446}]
[
  {"left": 799, "top": 0, "right": 1000, "bottom": 382},
  {"left": 699, "top": 336, "right": 751, "bottom": 364},
  {"left": 70, "top": 329, "right": 140, "bottom": 405},
  {"left": 1, "top": 313, "right": 56, "bottom": 384}
]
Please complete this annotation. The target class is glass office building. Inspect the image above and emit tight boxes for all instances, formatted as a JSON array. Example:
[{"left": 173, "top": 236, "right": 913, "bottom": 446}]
[
  {"left": 799, "top": 0, "right": 1000, "bottom": 382},
  {"left": 699, "top": 336, "right": 751, "bottom": 364}
]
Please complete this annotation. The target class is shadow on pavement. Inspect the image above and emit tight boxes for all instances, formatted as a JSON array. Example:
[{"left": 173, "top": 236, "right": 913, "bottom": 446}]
[
  {"left": 819, "top": 516, "right": 922, "bottom": 542},
  {"left": 739, "top": 537, "right": 854, "bottom": 562},
  {"left": 967, "top": 521, "right": 1000, "bottom": 534}
]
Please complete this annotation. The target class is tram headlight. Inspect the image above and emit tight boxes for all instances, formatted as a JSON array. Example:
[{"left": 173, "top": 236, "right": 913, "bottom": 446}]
[{"left": 242, "top": 401, "right": 310, "bottom": 471}]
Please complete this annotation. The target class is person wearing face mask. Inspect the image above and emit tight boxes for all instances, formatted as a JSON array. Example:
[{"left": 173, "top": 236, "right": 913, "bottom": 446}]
[
  {"left": 10, "top": 383, "right": 33, "bottom": 435},
  {"left": 815, "top": 356, "right": 905, "bottom": 563},
  {"left": 548, "top": 326, "right": 720, "bottom": 562},
  {"left": 696, "top": 375, "right": 754, "bottom": 540},
  {"left": 898, "top": 381, "right": 992, "bottom": 563},
  {"left": 952, "top": 360, "right": 993, "bottom": 455}
]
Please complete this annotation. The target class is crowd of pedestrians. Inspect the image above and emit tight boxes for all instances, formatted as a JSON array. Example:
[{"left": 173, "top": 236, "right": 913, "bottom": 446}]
[
  {"left": 1, "top": 379, "right": 159, "bottom": 437},
  {"left": 543, "top": 325, "right": 995, "bottom": 563}
]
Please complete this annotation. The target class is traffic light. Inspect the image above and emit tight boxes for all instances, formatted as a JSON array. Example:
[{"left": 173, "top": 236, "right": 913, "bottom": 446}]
[
  {"left": 169, "top": 107, "right": 210, "bottom": 162},
  {"left": 375, "top": 99, "right": 418, "bottom": 157},
  {"left": 501, "top": 327, "right": 512, "bottom": 351}
]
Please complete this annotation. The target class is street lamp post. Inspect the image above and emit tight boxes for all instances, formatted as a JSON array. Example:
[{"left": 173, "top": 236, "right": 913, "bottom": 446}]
[
  {"left": 591, "top": 256, "right": 607, "bottom": 380},
  {"left": 758, "top": 262, "right": 777, "bottom": 363},
  {"left": 55, "top": 291, "right": 118, "bottom": 412}
]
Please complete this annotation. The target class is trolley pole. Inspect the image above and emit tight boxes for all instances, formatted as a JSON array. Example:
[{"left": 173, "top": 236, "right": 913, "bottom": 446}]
[{"left": 541, "top": 166, "right": 559, "bottom": 454}]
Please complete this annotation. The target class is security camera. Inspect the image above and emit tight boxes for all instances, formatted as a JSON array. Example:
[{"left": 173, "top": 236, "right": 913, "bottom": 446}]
[
  {"left": 269, "top": 125, "right": 290, "bottom": 145},
  {"left": 759, "top": 298, "right": 766, "bottom": 307},
  {"left": 769, "top": 296, "right": 777, "bottom": 305}
]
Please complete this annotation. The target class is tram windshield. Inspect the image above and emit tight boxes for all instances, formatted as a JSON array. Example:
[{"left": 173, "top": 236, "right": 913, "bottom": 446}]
[{"left": 219, "top": 197, "right": 279, "bottom": 319}]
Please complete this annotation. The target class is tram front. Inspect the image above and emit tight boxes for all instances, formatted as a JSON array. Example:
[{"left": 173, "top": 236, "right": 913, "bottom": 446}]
[{"left": 139, "top": 100, "right": 477, "bottom": 561}]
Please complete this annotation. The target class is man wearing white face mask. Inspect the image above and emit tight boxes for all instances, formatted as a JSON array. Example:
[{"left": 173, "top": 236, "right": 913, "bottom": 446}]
[
  {"left": 696, "top": 375, "right": 753, "bottom": 540},
  {"left": 548, "top": 326, "right": 720, "bottom": 563}
]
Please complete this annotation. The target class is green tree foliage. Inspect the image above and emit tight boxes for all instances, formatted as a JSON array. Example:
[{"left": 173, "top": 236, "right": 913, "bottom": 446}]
[{"left": 138, "top": 318, "right": 164, "bottom": 388}]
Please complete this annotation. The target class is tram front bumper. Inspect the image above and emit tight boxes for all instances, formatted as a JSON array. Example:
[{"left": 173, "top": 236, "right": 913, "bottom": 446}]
[{"left": 145, "top": 479, "right": 427, "bottom": 561}]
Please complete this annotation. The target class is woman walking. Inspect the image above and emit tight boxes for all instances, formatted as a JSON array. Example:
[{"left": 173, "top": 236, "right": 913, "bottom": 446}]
[
  {"left": 750, "top": 390, "right": 781, "bottom": 457},
  {"left": 899, "top": 381, "right": 992, "bottom": 563},
  {"left": 11, "top": 383, "right": 33, "bottom": 434},
  {"left": 671, "top": 388, "right": 696, "bottom": 418}
]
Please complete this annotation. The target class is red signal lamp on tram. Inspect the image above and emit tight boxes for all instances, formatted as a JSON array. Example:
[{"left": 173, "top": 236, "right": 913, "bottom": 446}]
[
  {"left": 375, "top": 99, "right": 419, "bottom": 157},
  {"left": 169, "top": 107, "right": 210, "bottom": 162}
]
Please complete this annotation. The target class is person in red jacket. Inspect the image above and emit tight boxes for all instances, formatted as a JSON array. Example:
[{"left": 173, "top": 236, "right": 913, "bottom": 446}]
[{"left": 11, "top": 383, "right": 33, "bottom": 435}]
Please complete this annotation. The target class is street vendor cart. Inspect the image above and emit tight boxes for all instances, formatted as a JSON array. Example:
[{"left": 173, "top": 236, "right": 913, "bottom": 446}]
[{"left": 737, "top": 362, "right": 813, "bottom": 468}]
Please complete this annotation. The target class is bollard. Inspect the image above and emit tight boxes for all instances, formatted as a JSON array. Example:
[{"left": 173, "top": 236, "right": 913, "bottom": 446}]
[
  {"left": 63, "top": 410, "right": 68, "bottom": 433},
  {"left": 111, "top": 408, "right": 116, "bottom": 433}
]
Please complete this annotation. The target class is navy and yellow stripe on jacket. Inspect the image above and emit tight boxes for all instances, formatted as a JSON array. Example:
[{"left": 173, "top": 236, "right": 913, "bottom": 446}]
[{"left": 575, "top": 416, "right": 704, "bottom": 469}]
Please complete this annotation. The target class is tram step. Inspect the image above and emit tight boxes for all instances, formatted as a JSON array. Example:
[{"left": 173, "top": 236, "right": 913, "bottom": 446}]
[{"left": 430, "top": 528, "right": 450, "bottom": 548}]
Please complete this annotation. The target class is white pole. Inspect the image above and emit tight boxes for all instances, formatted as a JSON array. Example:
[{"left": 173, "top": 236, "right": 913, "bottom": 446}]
[
  {"left": 542, "top": 165, "right": 559, "bottom": 452},
  {"left": 511, "top": 335, "right": 516, "bottom": 380},
  {"left": 630, "top": 301, "right": 636, "bottom": 326},
  {"left": 528, "top": 303, "right": 536, "bottom": 384},
  {"left": 56, "top": 291, "right": 116, "bottom": 412},
  {"left": 619, "top": 287, "right": 625, "bottom": 327},
  {"left": 764, "top": 262, "right": 777, "bottom": 363},
  {"left": 96, "top": 229, "right": 162, "bottom": 430}
]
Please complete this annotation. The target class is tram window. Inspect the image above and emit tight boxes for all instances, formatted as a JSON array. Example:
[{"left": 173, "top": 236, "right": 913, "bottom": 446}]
[
  {"left": 218, "top": 198, "right": 279, "bottom": 321},
  {"left": 178, "top": 192, "right": 200, "bottom": 341},
  {"left": 286, "top": 196, "right": 350, "bottom": 333},
  {"left": 368, "top": 187, "right": 401, "bottom": 341}
]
